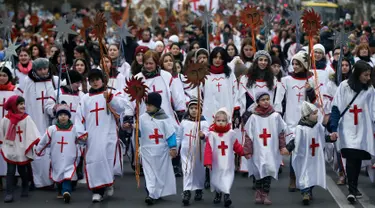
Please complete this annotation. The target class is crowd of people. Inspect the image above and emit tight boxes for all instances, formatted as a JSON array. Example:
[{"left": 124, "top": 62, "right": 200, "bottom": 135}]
[{"left": 0, "top": 2, "right": 375, "bottom": 207}]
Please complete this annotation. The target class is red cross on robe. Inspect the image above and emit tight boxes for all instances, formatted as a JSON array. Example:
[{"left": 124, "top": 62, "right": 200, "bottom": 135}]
[
  {"left": 185, "top": 130, "right": 194, "bottom": 147},
  {"left": 0, "top": 98, "right": 5, "bottom": 118},
  {"left": 296, "top": 92, "right": 303, "bottom": 102},
  {"left": 69, "top": 103, "right": 76, "bottom": 113},
  {"left": 190, "top": 0, "right": 200, "bottom": 10},
  {"left": 152, "top": 85, "right": 163, "bottom": 94},
  {"left": 259, "top": 128, "right": 271, "bottom": 146},
  {"left": 16, "top": 126, "right": 23, "bottom": 142},
  {"left": 36, "top": 91, "right": 49, "bottom": 114},
  {"left": 349, "top": 105, "right": 362, "bottom": 125},
  {"left": 57, "top": 136, "right": 68, "bottom": 153},
  {"left": 216, "top": 82, "right": 222, "bottom": 92},
  {"left": 149, "top": 129, "right": 163, "bottom": 144},
  {"left": 89, "top": 102, "right": 105, "bottom": 126},
  {"left": 309, "top": 138, "right": 320, "bottom": 157},
  {"left": 218, "top": 141, "right": 228, "bottom": 156}
]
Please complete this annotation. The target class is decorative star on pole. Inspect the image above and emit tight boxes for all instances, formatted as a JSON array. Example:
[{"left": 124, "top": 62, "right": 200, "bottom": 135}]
[
  {"left": 3, "top": 38, "right": 20, "bottom": 68},
  {"left": 114, "top": 23, "right": 133, "bottom": 45},
  {"left": 262, "top": 11, "right": 276, "bottom": 40},
  {"left": 50, "top": 16, "right": 78, "bottom": 43},
  {"left": 104, "top": 11, "right": 114, "bottom": 28},
  {"left": 200, "top": 7, "right": 214, "bottom": 26},
  {"left": 0, "top": 14, "right": 13, "bottom": 41},
  {"left": 333, "top": 26, "right": 351, "bottom": 83},
  {"left": 150, "top": 10, "right": 159, "bottom": 33},
  {"left": 286, "top": 8, "right": 303, "bottom": 51}
]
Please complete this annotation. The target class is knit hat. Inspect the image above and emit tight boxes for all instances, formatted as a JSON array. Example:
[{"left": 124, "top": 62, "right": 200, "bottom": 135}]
[
  {"left": 254, "top": 50, "right": 272, "bottom": 64},
  {"left": 255, "top": 91, "right": 270, "bottom": 103},
  {"left": 292, "top": 51, "right": 309, "bottom": 70},
  {"left": 55, "top": 104, "right": 71, "bottom": 118},
  {"left": 215, "top": 107, "right": 231, "bottom": 122},
  {"left": 146, "top": 92, "right": 162, "bottom": 109},
  {"left": 168, "top": 35, "right": 179, "bottom": 43},
  {"left": 0, "top": 66, "right": 13, "bottom": 83},
  {"left": 313, "top": 44, "right": 325, "bottom": 55},
  {"left": 134, "top": 46, "right": 149, "bottom": 56},
  {"left": 66, "top": 70, "right": 83, "bottom": 85},
  {"left": 32, "top": 58, "right": 49, "bottom": 70},
  {"left": 4, "top": 95, "right": 24, "bottom": 113},
  {"left": 271, "top": 56, "right": 281, "bottom": 66},
  {"left": 88, "top": 69, "right": 105, "bottom": 81},
  {"left": 188, "top": 97, "right": 202, "bottom": 108},
  {"left": 155, "top": 41, "right": 164, "bottom": 48},
  {"left": 301, "top": 101, "right": 318, "bottom": 117}
]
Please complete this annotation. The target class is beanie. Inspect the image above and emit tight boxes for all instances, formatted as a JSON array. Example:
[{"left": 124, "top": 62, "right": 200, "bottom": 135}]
[
  {"left": 32, "top": 58, "right": 49, "bottom": 70},
  {"left": 271, "top": 56, "right": 282, "bottom": 66},
  {"left": 292, "top": 51, "right": 309, "bottom": 70},
  {"left": 146, "top": 92, "right": 162, "bottom": 109},
  {"left": 188, "top": 97, "right": 202, "bottom": 108},
  {"left": 55, "top": 104, "right": 71, "bottom": 118},
  {"left": 301, "top": 101, "right": 318, "bottom": 117},
  {"left": 155, "top": 41, "right": 164, "bottom": 48},
  {"left": 255, "top": 91, "right": 270, "bottom": 103},
  {"left": 168, "top": 35, "right": 179, "bottom": 43},
  {"left": 254, "top": 50, "right": 272, "bottom": 64},
  {"left": 66, "top": 70, "right": 83, "bottom": 85},
  {"left": 134, "top": 46, "right": 149, "bottom": 56},
  {"left": 313, "top": 44, "right": 326, "bottom": 55}
]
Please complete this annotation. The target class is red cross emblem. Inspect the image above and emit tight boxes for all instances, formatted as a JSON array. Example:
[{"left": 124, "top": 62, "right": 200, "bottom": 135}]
[
  {"left": 149, "top": 129, "right": 163, "bottom": 144},
  {"left": 259, "top": 128, "right": 271, "bottom": 146},
  {"left": 89, "top": 102, "right": 105, "bottom": 126},
  {"left": 57, "top": 136, "right": 68, "bottom": 153},
  {"left": 218, "top": 141, "right": 228, "bottom": 156},
  {"left": 310, "top": 138, "right": 320, "bottom": 157},
  {"left": 36, "top": 91, "right": 49, "bottom": 114},
  {"left": 349, "top": 105, "right": 362, "bottom": 125}
]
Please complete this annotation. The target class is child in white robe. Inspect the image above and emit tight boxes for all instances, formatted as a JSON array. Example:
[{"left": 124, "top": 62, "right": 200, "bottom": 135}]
[
  {"left": 204, "top": 108, "right": 250, "bottom": 208},
  {"left": 178, "top": 98, "right": 209, "bottom": 206},
  {"left": 139, "top": 92, "right": 178, "bottom": 205},
  {"left": 0, "top": 95, "right": 40, "bottom": 203},
  {"left": 287, "top": 101, "right": 336, "bottom": 205},
  {"left": 35, "top": 104, "right": 84, "bottom": 204},
  {"left": 244, "top": 92, "right": 288, "bottom": 205}
]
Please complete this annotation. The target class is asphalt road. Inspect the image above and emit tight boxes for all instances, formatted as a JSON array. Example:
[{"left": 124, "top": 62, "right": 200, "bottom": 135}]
[{"left": 1, "top": 156, "right": 374, "bottom": 208}]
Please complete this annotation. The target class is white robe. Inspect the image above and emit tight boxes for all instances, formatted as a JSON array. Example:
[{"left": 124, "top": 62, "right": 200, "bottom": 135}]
[
  {"left": 177, "top": 119, "right": 209, "bottom": 191},
  {"left": 206, "top": 130, "right": 242, "bottom": 194},
  {"left": 45, "top": 88, "right": 85, "bottom": 124},
  {"left": 17, "top": 76, "right": 55, "bottom": 187},
  {"left": 108, "top": 73, "right": 126, "bottom": 94},
  {"left": 139, "top": 113, "right": 177, "bottom": 199},
  {"left": 332, "top": 80, "right": 375, "bottom": 156},
  {"left": 75, "top": 89, "right": 129, "bottom": 189},
  {"left": 292, "top": 124, "right": 327, "bottom": 190},
  {"left": 237, "top": 128, "right": 249, "bottom": 173},
  {"left": 35, "top": 125, "right": 79, "bottom": 182},
  {"left": 245, "top": 112, "right": 285, "bottom": 180},
  {"left": 203, "top": 72, "right": 237, "bottom": 125},
  {"left": 235, "top": 76, "right": 278, "bottom": 115}
]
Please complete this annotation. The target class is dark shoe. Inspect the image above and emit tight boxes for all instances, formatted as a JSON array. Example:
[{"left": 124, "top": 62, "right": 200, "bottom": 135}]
[
  {"left": 204, "top": 180, "right": 210, "bottom": 189},
  {"left": 182, "top": 190, "right": 191, "bottom": 206},
  {"left": 194, "top": 189, "right": 203, "bottom": 201},
  {"left": 213, "top": 192, "right": 222, "bottom": 204},
  {"left": 63, "top": 192, "right": 71, "bottom": 203},
  {"left": 29, "top": 182, "right": 36, "bottom": 191},
  {"left": 145, "top": 196, "right": 155, "bottom": 205},
  {"left": 354, "top": 190, "right": 362, "bottom": 199},
  {"left": 224, "top": 194, "right": 232, "bottom": 207},
  {"left": 4, "top": 194, "right": 13, "bottom": 203},
  {"left": 288, "top": 176, "right": 297, "bottom": 192},
  {"left": 347, "top": 194, "right": 356, "bottom": 204},
  {"left": 278, "top": 167, "right": 283, "bottom": 174},
  {"left": 302, "top": 193, "right": 310, "bottom": 205}
]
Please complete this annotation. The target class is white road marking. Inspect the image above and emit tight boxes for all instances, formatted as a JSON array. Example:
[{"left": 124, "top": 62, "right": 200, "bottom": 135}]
[{"left": 326, "top": 175, "right": 355, "bottom": 208}]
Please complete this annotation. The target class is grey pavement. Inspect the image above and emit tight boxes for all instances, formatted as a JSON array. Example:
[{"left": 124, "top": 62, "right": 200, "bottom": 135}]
[{"left": 0, "top": 157, "right": 374, "bottom": 208}]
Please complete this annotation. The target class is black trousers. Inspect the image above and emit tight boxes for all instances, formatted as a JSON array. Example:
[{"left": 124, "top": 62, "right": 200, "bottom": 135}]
[
  {"left": 92, "top": 188, "right": 105, "bottom": 196},
  {"left": 255, "top": 176, "right": 272, "bottom": 193},
  {"left": 346, "top": 158, "right": 362, "bottom": 194},
  {"left": 6, "top": 163, "right": 28, "bottom": 195}
]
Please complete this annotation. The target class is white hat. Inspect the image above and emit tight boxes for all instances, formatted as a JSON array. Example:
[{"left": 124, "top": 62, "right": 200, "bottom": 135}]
[
  {"left": 215, "top": 107, "right": 231, "bottom": 122},
  {"left": 168, "top": 35, "right": 179, "bottom": 43},
  {"left": 155, "top": 41, "right": 164, "bottom": 47},
  {"left": 313, "top": 44, "right": 325, "bottom": 55},
  {"left": 291, "top": 51, "right": 309, "bottom": 70},
  {"left": 301, "top": 101, "right": 318, "bottom": 117}
]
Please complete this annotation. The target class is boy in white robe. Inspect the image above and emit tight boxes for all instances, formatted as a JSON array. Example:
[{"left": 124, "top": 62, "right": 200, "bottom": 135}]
[
  {"left": 17, "top": 58, "right": 55, "bottom": 189},
  {"left": 204, "top": 108, "right": 250, "bottom": 208},
  {"left": 244, "top": 92, "right": 288, "bottom": 205},
  {"left": 139, "top": 92, "right": 178, "bottom": 205},
  {"left": 0, "top": 95, "right": 40, "bottom": 203},
  {"left": 287, "top": 101, "right": 336, "bottom": 205},
  {"left": 74, "top": 69, "right": 128, "bottom": 203},
  {"left": 36, "top": 104, "right": 84, "bottom": 204},
  {"left": 177, "top": 98, "right": 209, "bottom": 206}
]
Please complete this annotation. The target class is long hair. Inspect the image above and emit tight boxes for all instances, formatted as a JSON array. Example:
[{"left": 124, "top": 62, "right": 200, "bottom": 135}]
[
  {"left": 209, "top": 47, "right": 231, "bottom": 78},
  {"left": 348, "top": 60, "right": 372, "bottom": 93},
  {"left": 30, "top": 44, "right": 46, "bottom": 60},
  {"left": 246, "top": 57, "right": 274, "bottom": 90},
  {"left": 226, "top": 43, "right": 239, "bottom": 60},
  {"left": 73, "top": 58, "right": 89, "bottom": 93},
  {"left": 160, "top": 52, "right": 178, "bottom": 77},
  {"left": 240, "top": 38, "right": 254, "bottom": 61},
  {"left": 333, "top": 57, "right": 352, "bottom": 86}
]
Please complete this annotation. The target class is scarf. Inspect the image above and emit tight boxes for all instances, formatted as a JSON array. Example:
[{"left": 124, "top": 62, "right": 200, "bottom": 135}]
[
  {"left": 142, "top": 68, "right": 160, "bottom": 79},
  {"left": 147, "top": 108, "right": 168, "bottom": 119},
  {"left": 28, "top": 70, "right": 51, "bottom": 82},
  {"left": 252, "top": 105, "right": 275, "bottom": 117},
  {"left": 5, "top": 112, "right": 27, "bottom": 141},
  {"left": 89, "top": 86, "right": 106, "bottom": 94},
  {"left": 56, "top": 120, "right": 73, "bottom": 130},
  {"left": 315, "top": 59, "right": 327, "bottom": 70},
  {"left": 210, "top": 65, "right": 225, "bottom": 74},
  {"left": 358, "top": 55, "right": 371, "bottom": 62},
  {"left": 0, "top": 82, "right": 15, "bottom": 91},
  {"left": 290, "top": 71, "right": 313, "bottom": 79},
  {"left": 298, "top": 116, "right": 317, "bottom": 128},
  {"left": 210, "top": 123, "right": 231, "bottom": 137},
  {"left": 17, "top": 62, "right": 32, "bottom": 75}
]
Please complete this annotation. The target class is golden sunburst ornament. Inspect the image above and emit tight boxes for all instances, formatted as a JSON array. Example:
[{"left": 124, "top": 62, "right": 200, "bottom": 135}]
[
  {"left": 125, "top": 76, "right": 149, "bottom": 102},
  {"left": 183, "top": 63, "right": 210, "bottom": 89},
  {"left": 302, "top": 9, "right": 322, "bottom": 37},
  {"left": 240, "top": 5, "right": 264, "bottom": 29}
]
